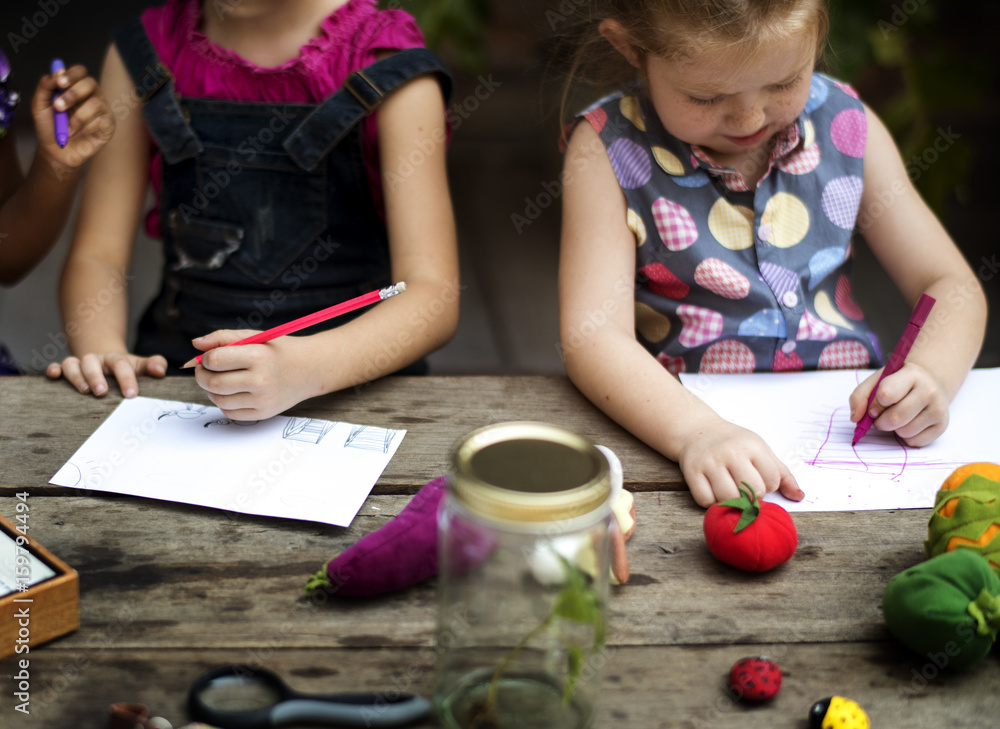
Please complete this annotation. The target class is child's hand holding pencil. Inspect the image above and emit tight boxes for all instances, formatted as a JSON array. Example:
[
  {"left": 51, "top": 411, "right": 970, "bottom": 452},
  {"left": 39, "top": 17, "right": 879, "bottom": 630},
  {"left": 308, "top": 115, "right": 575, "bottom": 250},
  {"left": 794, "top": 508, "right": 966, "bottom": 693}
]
[{"left": 185, "top": 283, "right": 407, "bottom": 420}]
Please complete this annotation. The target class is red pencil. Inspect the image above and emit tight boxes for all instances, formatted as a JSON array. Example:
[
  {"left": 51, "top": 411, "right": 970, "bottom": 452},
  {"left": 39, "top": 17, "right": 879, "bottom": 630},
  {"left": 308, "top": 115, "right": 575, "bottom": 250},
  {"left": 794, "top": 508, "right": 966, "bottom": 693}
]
[{"left": 186, "top": 282, "right": 407, "bottom": 366}]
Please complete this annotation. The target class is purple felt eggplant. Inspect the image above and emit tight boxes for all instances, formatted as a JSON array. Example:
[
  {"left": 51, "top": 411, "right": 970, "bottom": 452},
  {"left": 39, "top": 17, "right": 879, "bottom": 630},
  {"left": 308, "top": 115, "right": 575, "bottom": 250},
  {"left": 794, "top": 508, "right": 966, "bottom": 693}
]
[{"left": 307, "top": 477, "right": 447, "bottom": 597}]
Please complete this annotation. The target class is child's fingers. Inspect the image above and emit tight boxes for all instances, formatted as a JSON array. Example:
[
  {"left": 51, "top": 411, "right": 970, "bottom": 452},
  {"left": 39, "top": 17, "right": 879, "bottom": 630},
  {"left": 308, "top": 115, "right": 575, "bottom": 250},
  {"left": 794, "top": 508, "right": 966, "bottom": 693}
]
[
  {"left": 78, "top": 354, "right": 110, "bottom": 396},
  {"left": 54, "top": 75, "right": 99, "bottom": 113},
  {"left": 776, "top": 462, "right": 805, "bottom": 502},
  {"left": 686, "top": 473, "right": 718, "bottom": 508},
  {"left": 867, "top": 371, "right": 915, "bottom": 424},
  {"left": 66, "top": 96, "right": 111, "bottom": 136},
  {"left": 191, "top": 329, "right": 258, "bottom": 351},
  {"left": 897, "top": 410, "right": 948, "bottom": 447},
  {"left": 730, "top": 468, "right": 767, "bottom": 503},
  {"left": 45, "top": 362, "right": 63, "bottom": 380},
  {"left": 197, "top": 366, "right": 250, "bottom": 396},
  {"left": 107, "top": 356, "right": 140, "bottom": 398},
  {"left": 143, "top": 355, "right": 169, "bottom": 378},
  {"left": 31, "top": 64, "right": 86, "bottom": 112},
  {"left": 848, "top": 369, "right": 882, "bottom": 422},
  {"left": 55, "top": 357, "right": 91, "bottom": 394}
]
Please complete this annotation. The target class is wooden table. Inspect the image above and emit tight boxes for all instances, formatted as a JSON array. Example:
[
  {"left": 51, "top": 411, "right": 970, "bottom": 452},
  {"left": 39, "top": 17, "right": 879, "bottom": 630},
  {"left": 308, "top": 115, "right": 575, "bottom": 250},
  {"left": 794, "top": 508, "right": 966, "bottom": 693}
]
[{"left": 1, "top": 376, "right": 997, "bottom": 727}]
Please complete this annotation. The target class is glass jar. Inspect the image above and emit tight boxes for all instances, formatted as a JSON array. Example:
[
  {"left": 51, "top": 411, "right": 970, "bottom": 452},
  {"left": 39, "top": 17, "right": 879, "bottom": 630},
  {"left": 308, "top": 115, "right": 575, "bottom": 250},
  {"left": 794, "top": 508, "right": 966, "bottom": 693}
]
[{"left": 434, "top": 422, "right": 613, "bottom": 729}]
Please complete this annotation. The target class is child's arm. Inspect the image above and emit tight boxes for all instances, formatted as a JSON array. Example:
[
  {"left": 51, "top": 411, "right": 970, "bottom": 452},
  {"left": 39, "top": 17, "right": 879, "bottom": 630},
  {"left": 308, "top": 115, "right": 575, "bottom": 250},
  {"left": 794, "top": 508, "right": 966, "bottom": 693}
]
[
  {"left": 0, "top": 65, "right": 115, "bottom": 285},
  {"left": 848, "top": 106, "right": 987, "bottom": 445},
  {"left": 47, "top": 45, "right": 167, "bottom": 396},
  {"left": 189, "top": 73, "right": 459, "bottom": 420},
  {"left": 559, "top": 122, "right": 803, "bottom": 507}
]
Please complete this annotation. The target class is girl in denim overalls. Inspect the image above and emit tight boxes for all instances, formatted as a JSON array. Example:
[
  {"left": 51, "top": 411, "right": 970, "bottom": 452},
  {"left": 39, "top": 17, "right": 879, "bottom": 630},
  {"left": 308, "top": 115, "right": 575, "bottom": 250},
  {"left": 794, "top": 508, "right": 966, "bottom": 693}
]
[
  {"left": 558, "top": 0, "right": 986, "bottom": 507},
  {"left": 50, "top": 0, "right": 459, "bottom": 421}
]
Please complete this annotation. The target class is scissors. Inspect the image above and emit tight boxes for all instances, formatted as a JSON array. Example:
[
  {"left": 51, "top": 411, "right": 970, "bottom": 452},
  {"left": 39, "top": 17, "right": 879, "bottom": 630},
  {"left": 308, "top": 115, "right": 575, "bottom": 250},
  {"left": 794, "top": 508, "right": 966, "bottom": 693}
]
[{"left": 188, "top": 664, "right": 430, "bottom": 729}]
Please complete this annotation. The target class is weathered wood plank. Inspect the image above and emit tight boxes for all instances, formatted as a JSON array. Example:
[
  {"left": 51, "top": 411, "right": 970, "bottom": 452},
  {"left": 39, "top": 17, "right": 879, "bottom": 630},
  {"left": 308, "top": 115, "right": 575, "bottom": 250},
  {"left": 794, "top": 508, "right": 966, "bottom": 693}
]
[
  {"left": 0, "top": 493, "right": 933, "bottom": 648},
  {"left": 0, "top": 376, "right": 684, "bottom": 492},
  {"left": 3, "top": 643, "right": 996, "bottom": 729}
]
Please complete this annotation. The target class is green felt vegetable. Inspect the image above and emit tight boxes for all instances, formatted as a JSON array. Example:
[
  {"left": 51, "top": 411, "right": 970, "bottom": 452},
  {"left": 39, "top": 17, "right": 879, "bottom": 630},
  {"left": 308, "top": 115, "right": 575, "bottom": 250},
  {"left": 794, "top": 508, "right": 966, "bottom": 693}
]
[
  {"left": 882, "top": 550, "right": 1000, "bottom": 671},
  {"left": 925, "top": 462, "right": 1000, "bottom": 574}
]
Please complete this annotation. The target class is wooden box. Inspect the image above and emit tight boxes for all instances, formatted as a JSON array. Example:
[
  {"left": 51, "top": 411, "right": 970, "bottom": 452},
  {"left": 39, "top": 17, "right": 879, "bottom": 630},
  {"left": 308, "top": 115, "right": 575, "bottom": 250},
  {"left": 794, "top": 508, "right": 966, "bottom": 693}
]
[{"left": 1, "top": 512, "right": 79, "bottom": 659}]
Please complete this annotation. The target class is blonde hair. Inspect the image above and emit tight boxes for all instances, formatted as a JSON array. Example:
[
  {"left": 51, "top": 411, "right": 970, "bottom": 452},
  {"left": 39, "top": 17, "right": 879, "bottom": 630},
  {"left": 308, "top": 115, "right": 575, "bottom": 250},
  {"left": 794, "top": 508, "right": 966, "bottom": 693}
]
[{"left": 557, "top": 0, "right": 829, "bottom": 127}]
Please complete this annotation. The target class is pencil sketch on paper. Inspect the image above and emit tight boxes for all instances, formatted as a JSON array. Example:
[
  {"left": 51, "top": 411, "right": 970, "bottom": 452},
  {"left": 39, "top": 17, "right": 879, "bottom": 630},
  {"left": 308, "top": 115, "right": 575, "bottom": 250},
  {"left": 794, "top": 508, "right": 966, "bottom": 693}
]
[
  {"left": 49, "top": 396, "right": 409, "bottom": 527},
  {"left": 282, "top": 417, "right": 335, "bottom": 445},
  {"left": 205, "top": 418, "right": 262, "bottom": 428},
  {"left": 345, "top": 424, "right": 396, "bottom": 454},
  {"left": 157, "top": 404, "right": 209, "bottom": 420},
  {"left": 800, "top": 406, "right": 967, "bottom": 482}
]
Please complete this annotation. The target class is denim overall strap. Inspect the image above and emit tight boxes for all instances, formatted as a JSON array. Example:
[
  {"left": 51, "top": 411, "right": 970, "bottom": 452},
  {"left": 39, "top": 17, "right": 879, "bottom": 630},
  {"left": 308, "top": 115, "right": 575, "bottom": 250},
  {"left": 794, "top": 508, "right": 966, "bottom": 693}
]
[
  {"left": 112, "top": 19, "right": 203, "bottom": 164},
  {"left": 284, "top": 48, "right": 452, "bottom": 171}
]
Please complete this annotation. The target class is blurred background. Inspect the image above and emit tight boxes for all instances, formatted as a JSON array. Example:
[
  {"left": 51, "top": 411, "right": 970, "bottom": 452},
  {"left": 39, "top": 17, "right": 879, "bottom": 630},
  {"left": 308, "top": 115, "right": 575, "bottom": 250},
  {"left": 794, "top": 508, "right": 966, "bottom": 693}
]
[{"left": 1, "top": 0, "right": 997, "bottom": 376}]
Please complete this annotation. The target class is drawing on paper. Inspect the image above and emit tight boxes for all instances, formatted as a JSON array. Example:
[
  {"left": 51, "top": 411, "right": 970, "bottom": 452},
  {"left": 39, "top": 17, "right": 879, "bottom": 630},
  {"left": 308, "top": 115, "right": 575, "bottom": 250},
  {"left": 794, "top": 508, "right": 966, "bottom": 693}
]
[
  {"left": 205, "top": 418, "right": 262, "bottom": 428},
  {"left": 801, "top": 406, "right": 967, "bottom": 481},
  {"left": 49, "top": 396, "right": 408, "bottom": 528},
  {"left": 157, "top": 404, "right": 209, "bottom": 420},
  {"left": 282, "top": 417, "right": 335, "bottom": 445},
  {"left": 345, "top": 425, "right": 396, "bottom": 454}
]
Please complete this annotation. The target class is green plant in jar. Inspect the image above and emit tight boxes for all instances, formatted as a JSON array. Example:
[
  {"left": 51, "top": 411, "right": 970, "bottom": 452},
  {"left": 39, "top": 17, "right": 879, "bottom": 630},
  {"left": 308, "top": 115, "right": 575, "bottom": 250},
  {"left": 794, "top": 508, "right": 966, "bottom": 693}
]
[{"left": 466, "top": 555, "right": 605, "bottom": 729}]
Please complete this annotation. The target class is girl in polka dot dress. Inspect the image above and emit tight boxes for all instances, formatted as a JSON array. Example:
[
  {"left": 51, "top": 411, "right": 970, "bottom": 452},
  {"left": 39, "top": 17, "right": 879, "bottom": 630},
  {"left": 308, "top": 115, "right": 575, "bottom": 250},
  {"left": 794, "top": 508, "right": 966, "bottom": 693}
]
[{"left": 558, "top": 0, "right": 987, "bottom": 507}]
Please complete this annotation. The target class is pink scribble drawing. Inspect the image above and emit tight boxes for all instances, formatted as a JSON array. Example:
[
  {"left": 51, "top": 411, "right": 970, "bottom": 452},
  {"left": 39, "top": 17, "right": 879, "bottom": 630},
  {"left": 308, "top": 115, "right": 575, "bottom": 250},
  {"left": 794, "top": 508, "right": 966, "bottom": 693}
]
[{"left": 804, "top": 406, "right": 964, "bottom": 482}]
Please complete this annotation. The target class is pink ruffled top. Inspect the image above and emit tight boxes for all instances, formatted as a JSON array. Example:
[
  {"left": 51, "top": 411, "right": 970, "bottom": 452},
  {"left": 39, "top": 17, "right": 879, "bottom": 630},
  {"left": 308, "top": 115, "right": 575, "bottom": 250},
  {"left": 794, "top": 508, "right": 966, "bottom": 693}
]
[{"left": 141, "top": 0, "right": 426, "bottom": 236}]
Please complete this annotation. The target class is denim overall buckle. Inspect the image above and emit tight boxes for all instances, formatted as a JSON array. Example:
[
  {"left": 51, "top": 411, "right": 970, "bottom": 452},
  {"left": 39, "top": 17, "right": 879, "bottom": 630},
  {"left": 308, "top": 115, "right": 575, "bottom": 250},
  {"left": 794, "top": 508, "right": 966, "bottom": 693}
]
[
  {"left": 136, "top": 62, "right": 173, "bottom": 102},
  {"left": 344, "top": 70, "right": 383, "bottom": 111}
]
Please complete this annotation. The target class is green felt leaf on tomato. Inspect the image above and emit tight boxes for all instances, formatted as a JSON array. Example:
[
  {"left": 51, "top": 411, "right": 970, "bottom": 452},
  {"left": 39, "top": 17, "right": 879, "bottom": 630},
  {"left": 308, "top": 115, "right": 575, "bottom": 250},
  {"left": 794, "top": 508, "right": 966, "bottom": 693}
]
[{"left": 703, "top": 483, "right": 798, "bottom": 572}]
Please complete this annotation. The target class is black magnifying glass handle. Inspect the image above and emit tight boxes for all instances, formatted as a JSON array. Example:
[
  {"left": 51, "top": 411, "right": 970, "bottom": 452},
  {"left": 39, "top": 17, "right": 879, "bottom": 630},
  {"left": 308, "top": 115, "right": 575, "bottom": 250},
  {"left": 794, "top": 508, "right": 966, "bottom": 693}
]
[
  {"left": 270, "top": 694, "right": 431, "bottom": 727},
  {"left": 189, "top": 664, "right": 430, "bottom": 729}
]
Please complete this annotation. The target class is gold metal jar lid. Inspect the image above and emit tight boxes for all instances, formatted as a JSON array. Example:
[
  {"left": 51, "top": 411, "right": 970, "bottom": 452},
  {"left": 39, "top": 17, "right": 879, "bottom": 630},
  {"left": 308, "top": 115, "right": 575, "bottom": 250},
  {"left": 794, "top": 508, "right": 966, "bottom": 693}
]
[{"left": 451, "top": 422, "right": 611, "bottom": 523}]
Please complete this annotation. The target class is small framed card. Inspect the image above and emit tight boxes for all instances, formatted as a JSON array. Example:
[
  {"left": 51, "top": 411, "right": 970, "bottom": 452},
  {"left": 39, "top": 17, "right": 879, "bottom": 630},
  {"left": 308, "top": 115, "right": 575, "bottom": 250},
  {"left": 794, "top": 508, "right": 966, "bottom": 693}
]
[{"left": 1, "top": 509, "right": 79, "bottom": 659}]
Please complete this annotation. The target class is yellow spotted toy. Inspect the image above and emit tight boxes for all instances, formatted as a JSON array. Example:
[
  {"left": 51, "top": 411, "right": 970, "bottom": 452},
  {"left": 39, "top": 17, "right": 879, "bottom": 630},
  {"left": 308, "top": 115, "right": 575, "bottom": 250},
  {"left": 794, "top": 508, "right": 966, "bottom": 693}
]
[{"left": 808, "top": 696, "right": 870, "bottom": 729}]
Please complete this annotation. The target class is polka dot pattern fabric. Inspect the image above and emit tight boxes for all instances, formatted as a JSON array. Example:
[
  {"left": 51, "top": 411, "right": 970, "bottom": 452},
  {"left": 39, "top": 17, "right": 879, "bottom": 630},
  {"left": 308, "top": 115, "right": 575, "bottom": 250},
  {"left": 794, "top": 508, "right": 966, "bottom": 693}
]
[{"left": 579, "top": 73, "right": 881, "bottom": 373}]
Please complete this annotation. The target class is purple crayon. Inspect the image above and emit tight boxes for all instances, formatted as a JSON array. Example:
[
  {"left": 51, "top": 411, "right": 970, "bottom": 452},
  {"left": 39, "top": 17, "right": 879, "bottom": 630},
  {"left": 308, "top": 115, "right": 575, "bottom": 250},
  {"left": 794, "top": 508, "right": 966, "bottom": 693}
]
[
  {"left": 51, "top": 58, "right": 69, "bottom": 148},
  {"left": 852, "top": 294, "right": 936, "bottom": 446}
]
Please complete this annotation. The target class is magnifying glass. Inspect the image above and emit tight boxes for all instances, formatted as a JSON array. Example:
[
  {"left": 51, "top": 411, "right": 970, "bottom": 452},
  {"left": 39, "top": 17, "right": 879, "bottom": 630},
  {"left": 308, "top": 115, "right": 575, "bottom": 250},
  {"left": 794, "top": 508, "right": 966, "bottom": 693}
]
[{"left": 188, "top": 664, "right": 431, "bottom": 728}]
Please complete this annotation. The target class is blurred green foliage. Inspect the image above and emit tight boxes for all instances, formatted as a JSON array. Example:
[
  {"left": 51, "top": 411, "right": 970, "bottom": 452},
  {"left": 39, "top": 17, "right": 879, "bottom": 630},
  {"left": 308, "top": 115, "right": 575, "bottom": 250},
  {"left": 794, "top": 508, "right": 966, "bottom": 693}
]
[
  {"left": 826, "top": 1, "right": 993, "bottom": 213},
  {"left": 380, "top": 0, "right": 491, "bottom": 72}
]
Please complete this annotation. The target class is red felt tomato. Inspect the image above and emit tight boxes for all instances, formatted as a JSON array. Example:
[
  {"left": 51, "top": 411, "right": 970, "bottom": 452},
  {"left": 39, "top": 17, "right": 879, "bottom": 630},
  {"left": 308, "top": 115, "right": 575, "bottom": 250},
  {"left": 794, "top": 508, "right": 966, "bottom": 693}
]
[{"left": 703, "top": 483, "right": 797, "bottom": 571}]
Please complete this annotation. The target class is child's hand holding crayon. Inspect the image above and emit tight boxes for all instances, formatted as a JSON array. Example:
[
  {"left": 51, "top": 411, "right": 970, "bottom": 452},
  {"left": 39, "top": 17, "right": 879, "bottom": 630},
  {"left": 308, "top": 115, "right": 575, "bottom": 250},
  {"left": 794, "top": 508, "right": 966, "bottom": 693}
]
[{"left": 32, "top": 62, "right": 114, "bottom": 171}]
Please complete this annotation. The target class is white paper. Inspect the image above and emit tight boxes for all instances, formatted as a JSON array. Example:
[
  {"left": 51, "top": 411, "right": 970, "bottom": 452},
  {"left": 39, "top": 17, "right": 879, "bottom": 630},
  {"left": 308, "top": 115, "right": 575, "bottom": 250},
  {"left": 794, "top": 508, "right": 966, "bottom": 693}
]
[
  {"left": 50, "top": 397, "right": 406, "bottom": 527},
  {"left": 680, "top": 368, "right": 1000, "bottom": 512}
]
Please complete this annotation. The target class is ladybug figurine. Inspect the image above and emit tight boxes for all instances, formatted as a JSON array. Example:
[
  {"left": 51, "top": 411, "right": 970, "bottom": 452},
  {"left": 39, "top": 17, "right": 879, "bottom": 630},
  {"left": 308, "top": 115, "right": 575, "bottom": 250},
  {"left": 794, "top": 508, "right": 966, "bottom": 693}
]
[
  {"left": 809, "top": 696, "right": 870, "bottom": 729},
  {"left": 728, "top": 656, "right": 782, "bottom": 702}
]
